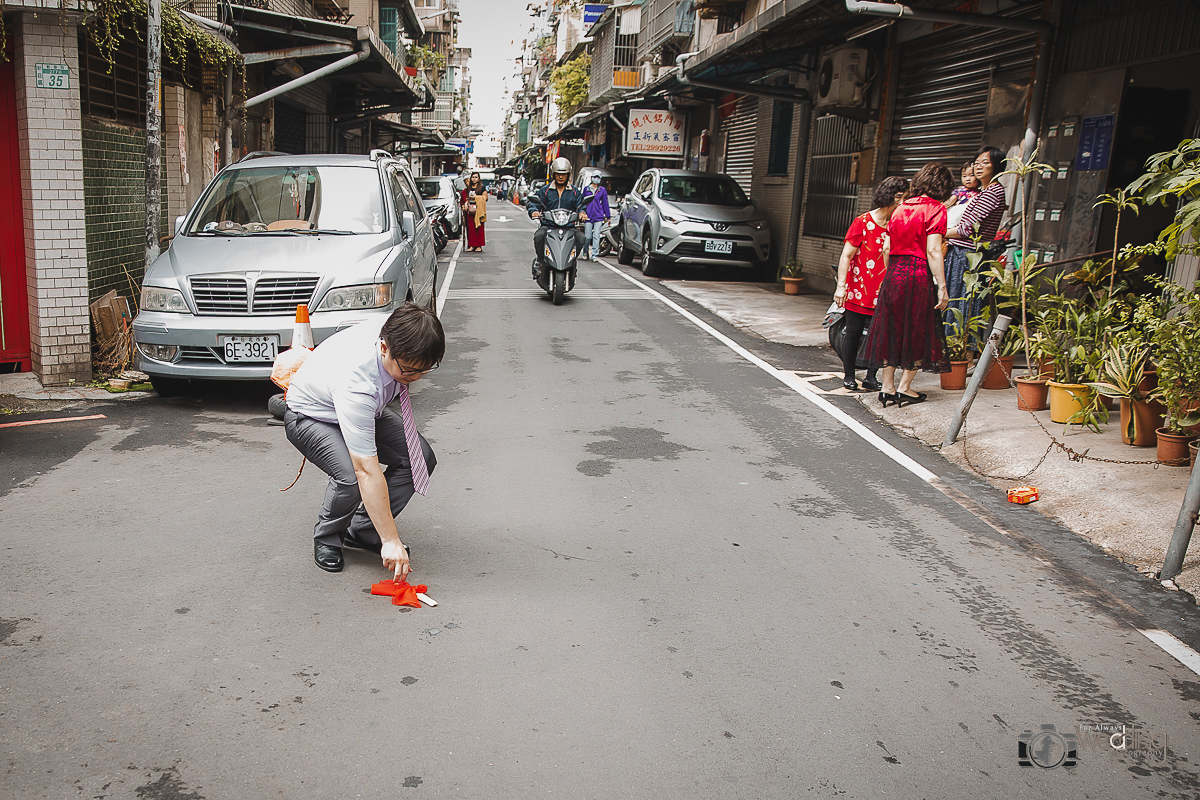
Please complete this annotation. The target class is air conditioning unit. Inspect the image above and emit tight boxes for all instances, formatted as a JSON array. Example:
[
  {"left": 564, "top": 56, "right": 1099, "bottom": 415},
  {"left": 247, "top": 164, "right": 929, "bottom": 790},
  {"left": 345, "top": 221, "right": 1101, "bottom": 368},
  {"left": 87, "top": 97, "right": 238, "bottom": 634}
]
[{"left": 816, "top": 47, "right": 869, "bottom": 108}]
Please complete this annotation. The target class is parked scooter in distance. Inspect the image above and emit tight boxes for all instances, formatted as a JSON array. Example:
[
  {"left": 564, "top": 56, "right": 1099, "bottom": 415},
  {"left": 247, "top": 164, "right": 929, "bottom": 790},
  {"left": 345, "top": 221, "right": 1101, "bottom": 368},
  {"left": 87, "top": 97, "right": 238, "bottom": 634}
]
[
  {"left": 535, "top": 208, "right": 581, "bottom": 305},
  {"left": 429, "top": 205, "right": 449, "bottom": 254}
]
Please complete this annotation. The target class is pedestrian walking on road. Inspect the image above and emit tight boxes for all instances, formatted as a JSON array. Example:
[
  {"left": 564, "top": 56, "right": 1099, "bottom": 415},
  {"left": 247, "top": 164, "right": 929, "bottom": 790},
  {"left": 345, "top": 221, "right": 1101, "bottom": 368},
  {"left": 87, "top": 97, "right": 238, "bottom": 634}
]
[
  {"left": 282, "top": 303, "right": 444, "bottom": 576},
  {"left": 944, "top": 146, "right": 1008, "bottom": 337},
  {"left": 462, "top": 172, "right": 487, "bottom": 252},
  {"left": 861, "top": 162, "right": 953, "bottom": 407},
  {"left": 833, "top": 175, "right": 909, "bottom": 393},
  {"left": 583, "top": 173, "right": 610, "bottom": 260}
]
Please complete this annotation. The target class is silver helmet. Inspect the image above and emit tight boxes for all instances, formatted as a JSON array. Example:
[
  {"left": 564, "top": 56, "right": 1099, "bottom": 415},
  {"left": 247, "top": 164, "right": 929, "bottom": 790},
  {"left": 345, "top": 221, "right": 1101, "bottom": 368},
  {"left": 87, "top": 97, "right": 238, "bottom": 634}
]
[{"left": 550, "top": 157, "right": 572, "bottom": 176}]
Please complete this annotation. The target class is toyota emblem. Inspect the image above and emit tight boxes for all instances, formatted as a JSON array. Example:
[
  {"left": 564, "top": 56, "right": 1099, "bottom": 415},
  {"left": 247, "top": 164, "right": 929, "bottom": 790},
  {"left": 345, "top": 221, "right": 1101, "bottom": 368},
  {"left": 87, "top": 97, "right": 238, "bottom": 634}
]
[{"left": 712, "top": 222, "right": 729, "bottom": 232}]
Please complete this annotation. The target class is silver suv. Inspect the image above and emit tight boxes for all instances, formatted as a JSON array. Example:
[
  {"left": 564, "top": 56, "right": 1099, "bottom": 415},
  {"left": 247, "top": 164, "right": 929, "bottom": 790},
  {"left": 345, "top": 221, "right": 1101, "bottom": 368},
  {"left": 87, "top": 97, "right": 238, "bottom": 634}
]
[
  {"left": 616, "top": 169, "right": 771, "bottom": 278},
  {"left": 133, "top": 151, "right": 438, "bottom": 395}
]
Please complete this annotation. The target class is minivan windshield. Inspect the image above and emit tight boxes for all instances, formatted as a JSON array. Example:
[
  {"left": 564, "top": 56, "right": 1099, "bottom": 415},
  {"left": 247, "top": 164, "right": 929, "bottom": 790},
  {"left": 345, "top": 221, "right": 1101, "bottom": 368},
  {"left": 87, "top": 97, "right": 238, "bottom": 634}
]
[
  {"left": 187, "top": 166, "right": 385, "bottom": 234},
  {"left": 415, "top": 178, "right": 451, "bottom": 201},
  {"left": 658, "top": 176, "right": 749, "bottom": 207}
]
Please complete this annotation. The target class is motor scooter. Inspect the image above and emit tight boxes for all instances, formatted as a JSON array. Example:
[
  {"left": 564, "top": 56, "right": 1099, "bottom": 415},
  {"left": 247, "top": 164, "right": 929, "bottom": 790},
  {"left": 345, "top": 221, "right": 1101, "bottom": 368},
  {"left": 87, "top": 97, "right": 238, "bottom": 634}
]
[
  {"left": 534, "top": 208, "right": 582, "bottom": 305},
  {"left": 429, "top": 205, "right": 449, "bottom": 254}
]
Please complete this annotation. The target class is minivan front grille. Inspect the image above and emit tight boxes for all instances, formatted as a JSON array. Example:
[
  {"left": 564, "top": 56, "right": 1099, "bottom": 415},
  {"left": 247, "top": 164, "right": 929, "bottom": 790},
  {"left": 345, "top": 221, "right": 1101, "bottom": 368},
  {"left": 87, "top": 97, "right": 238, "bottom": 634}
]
[
  {"left": 191, "top": 277, "right": 249, "bottom": 314},
  {"left": 253, "top": 277, "right": 320, "bottom": 314},
  {"left": 179, "top": 346, "right": 224, "bottom": 363}
]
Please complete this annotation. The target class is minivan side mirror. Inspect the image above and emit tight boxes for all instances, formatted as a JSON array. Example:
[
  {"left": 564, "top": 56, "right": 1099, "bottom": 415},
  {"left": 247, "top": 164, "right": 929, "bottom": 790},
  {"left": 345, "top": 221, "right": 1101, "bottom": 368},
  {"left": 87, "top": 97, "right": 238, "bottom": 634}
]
[
  {"left": 401, "top": 210, "right": 416, "bottom": 240},
  {"left": 641, "top": 190, "right": 652, "bottom": 200},
  {"left": 174, "top": 215, "right": 186, "bottom": 236}
]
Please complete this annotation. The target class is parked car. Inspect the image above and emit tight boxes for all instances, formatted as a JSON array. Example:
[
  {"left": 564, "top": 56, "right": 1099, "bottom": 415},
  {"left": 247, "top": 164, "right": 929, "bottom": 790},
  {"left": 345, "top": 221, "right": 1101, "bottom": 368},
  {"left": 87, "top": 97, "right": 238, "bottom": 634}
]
[
  {"left": 133, "top": 151, "right": 439, "bottom": 396},
  {"left": 523, "top": 180, "right": 546, "bottom": 206},
  {"left": 415, "top": 175, "right": 463, "bottom": 238},
  {"left": 616, "top": 169, "right": 772, "bottom": 279},
  {"left": 575, "top": 167, "right": 636, "bottom": 220}
]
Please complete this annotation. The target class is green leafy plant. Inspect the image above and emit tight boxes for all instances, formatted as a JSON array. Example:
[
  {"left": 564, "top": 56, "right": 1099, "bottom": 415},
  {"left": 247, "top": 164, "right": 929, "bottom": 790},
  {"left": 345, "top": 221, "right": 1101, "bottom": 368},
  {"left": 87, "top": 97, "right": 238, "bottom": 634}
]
[
  {"left": 1150, "top": 278, "right": 1200, "bottom": 433},
  {"left": 777, "top": 258, "right": 804, "bottom": 280},
  {"left": 1094, "top": 188, "right": 1142, "bottom": 294},
  {"left": 406, "top": 44, "right": 446, "bottom": 74},
  {"left": 1087, "top": 341, "right": 1153, "bottom": 442},
  {"left": 1125, "top": 138, "right": 1200, "bottom": 261},
  {"left": 999, "top": 150, "right": 1054, "bottom": 372},
  {"left": 945, "top": 307, "right": 987, "bottom": 362},
  {"left": 550, "top": 54, "right": 590, "bottom": 120}
]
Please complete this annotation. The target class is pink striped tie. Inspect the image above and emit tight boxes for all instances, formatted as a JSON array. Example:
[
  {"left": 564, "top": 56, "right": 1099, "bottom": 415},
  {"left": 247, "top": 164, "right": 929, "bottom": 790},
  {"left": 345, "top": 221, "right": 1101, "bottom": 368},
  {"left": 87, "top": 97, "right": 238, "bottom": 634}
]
[{"left": 397, "top": 384, "right": 430, "bottom": 496}]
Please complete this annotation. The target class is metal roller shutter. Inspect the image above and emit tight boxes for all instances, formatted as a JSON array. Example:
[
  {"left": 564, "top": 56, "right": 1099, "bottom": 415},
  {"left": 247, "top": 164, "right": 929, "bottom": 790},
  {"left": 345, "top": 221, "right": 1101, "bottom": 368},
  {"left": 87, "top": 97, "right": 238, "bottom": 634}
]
[
  {"left": 887, "top": 16, "right": 1040, "bottom": 177},
  {"left": 722, "top": 96, "right": 757, "bottom": 193}
]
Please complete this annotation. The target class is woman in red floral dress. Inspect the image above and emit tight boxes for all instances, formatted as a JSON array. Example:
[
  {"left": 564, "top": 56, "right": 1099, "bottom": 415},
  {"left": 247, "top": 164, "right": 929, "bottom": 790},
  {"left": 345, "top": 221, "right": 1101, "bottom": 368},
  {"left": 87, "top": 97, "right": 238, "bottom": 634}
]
[{"left": 834, "top": 176, "right": 909, "bottom": 392}]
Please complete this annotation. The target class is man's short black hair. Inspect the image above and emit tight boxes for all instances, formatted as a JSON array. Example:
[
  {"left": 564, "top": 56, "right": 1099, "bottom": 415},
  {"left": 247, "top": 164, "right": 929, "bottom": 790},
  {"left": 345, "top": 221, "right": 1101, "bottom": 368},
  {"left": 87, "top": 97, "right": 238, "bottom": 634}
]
[{"left": 381, "top": 302, "right": 445, "bottom": 369}]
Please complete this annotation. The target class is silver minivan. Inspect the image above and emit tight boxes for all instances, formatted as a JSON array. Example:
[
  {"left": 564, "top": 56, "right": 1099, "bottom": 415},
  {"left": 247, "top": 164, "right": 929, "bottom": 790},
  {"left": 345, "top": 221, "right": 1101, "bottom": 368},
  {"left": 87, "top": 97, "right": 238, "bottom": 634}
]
[
  {"left": 133, "top": 151, "right": 438, "bottom": 395},
  {"left": 414, "top": 175, "right": 463, "bottom": 238}
]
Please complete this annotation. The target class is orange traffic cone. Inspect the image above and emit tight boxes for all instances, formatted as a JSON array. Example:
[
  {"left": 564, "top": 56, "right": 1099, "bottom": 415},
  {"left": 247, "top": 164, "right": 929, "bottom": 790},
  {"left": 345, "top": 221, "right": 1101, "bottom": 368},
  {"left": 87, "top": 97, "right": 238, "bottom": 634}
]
[
  {"left": 271, "top": 304, "right": 314, "bottom": 390},
  {"left": 292, "top": 304, "right": 314, "bottom": 350}
]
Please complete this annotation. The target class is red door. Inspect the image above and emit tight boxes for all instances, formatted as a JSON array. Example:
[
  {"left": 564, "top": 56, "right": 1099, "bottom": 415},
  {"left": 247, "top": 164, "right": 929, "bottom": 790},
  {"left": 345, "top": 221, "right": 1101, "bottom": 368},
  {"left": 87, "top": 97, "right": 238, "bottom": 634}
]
[{"left": 0, "top": 38, "right": 31, "bottom": 372}]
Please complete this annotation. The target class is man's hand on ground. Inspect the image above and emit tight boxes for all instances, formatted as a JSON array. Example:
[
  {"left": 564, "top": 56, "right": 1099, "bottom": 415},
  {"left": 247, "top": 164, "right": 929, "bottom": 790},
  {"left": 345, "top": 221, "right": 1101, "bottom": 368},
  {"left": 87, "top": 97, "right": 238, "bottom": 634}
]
[{"left": 382, "top": 539, "right": 411, "bottom": 581}]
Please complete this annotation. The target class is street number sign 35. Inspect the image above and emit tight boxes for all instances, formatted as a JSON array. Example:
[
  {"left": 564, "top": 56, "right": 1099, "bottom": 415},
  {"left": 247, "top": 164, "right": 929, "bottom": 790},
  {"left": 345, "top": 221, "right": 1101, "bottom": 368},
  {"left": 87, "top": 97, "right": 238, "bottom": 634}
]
[{"left": 36, "top": 64, "right": 70, "bottom": 89}]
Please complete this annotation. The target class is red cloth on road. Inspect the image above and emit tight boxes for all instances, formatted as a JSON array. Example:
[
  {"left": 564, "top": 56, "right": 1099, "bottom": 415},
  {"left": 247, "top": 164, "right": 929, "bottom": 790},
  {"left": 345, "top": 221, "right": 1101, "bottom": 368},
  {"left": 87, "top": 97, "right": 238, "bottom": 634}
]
[{"left": 371, "top": 578, "right": 429, "bottom": 607}]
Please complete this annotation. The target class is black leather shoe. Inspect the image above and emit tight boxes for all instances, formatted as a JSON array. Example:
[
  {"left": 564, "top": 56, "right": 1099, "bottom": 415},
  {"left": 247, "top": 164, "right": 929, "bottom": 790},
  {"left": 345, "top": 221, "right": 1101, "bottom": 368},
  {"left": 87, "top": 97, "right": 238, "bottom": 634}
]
[
  {"left": 314, "top": 542, "right": 344, "bottom": 572},
  {"left": 342, "top": 536, "right": 381, "bottom": 554},
  {"left": 861, "top": 378, "right": 881, "bottom": 392}
]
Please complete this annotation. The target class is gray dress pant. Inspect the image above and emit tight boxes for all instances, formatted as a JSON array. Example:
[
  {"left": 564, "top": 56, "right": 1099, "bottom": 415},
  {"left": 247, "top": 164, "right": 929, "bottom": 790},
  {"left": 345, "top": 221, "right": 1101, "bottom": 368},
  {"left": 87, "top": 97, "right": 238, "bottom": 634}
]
[{"left": 283, "top": 407, "right": 437, "bottom": 549}]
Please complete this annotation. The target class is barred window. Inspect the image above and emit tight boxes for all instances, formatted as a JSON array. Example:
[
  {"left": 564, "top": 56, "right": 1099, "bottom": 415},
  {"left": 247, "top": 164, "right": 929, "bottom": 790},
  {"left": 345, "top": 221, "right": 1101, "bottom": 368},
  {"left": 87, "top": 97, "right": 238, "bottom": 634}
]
[{"left": 804, "top": 115, "right": 865, "bottom": 239}]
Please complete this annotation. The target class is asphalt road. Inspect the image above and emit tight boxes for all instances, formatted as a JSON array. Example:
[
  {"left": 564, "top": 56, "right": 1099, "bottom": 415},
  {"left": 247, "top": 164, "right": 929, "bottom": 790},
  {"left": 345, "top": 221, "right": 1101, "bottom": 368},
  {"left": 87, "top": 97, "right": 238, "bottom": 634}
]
[{"left": 3, "top": 203, "right": 1200, "bottom": 799}]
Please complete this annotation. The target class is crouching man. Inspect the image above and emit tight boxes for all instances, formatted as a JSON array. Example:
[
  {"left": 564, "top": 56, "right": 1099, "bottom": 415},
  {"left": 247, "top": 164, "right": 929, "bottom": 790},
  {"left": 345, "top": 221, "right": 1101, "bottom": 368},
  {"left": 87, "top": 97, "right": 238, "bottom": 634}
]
[{"left": 283, "top": 302, "right": 445, "bottom": 577}]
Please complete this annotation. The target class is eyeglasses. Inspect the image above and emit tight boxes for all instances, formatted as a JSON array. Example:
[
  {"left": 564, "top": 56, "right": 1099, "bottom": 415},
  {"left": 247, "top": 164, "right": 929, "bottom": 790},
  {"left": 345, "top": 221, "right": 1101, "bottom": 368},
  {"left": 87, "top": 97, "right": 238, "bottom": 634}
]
[{"left": 398, "top": 362, "right": 439, "bottom": 376}]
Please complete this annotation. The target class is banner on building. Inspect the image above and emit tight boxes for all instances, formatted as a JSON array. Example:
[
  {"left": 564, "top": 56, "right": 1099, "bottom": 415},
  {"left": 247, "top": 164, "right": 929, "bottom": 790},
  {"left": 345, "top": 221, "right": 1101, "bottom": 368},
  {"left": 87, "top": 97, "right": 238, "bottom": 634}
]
[
  {"left": 625, "top": 109, "right": 686, "bottom": 159},
  {"left": 583, "top": 4, "right": 607, "bottom": 25}
]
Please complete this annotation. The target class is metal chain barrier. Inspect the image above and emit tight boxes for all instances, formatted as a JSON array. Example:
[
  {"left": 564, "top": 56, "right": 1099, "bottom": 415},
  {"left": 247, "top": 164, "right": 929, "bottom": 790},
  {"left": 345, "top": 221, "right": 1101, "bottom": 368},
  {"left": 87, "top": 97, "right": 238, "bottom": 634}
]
[{"left": 953, "top": 337, "right": 1169, "bottom": 481}]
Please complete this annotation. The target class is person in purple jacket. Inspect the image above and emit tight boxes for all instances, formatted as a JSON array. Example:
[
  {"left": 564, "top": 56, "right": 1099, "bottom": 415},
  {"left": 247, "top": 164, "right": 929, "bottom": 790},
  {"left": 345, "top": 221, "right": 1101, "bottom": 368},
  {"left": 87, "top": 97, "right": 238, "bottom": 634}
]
[{"left": 582, "top": 173, "right": 610, "bottom": 261}]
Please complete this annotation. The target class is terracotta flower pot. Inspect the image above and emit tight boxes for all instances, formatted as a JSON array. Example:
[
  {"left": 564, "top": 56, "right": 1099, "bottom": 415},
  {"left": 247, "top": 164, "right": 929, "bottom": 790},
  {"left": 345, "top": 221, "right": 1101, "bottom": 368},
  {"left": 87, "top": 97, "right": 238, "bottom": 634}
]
[
  {"left": 1190, "top": 439, "right": 1198, "bottom": 470},
  {"left": 1016, "top": 378, "right": 1049, "bottom": 411},
  {"left": 1120, "top": 398, "right": 1166, "bottom": 447},
  {"left": 1047, "top": 381, "right": 1093, "bottom": 424},
  {"left": 981, "top": 355, "right": 1016, "bottom": 390},
  {"left": 941, "top": 360, "right": 969, "bottom": 390},
  {"left": 1137, "top": 369, "right": 1158, "bottom": 395},
  {"left": 1157, "top": 427, "right": 1199, "bottom": 467},
  {"left": 781, "top": 277, "right": 803, "bottom": 295}
]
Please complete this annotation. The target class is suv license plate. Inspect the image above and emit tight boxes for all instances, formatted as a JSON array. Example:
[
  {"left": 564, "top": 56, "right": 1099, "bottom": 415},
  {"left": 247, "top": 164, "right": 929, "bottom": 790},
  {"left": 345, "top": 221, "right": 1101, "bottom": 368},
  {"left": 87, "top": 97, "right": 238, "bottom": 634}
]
[
  {"left": 704, "top": 239, "right": 734, "bottom": 254},
  {"left": 221, "top": 335, "right": 279, "bottom": 363}
]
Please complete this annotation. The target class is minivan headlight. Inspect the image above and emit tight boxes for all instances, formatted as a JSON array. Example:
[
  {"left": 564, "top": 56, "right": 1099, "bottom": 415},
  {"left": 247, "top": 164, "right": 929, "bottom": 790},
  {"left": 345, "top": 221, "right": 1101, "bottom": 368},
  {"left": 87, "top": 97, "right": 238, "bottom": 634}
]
[
  {"left": 748, "top": 219, "right": 769, "bottom": 230},
  {"left": 140, "top": 286, "right": 189, "bottom": 313},
  {"left": 317, "top": 284, "right": 394, "bottom": 311}
]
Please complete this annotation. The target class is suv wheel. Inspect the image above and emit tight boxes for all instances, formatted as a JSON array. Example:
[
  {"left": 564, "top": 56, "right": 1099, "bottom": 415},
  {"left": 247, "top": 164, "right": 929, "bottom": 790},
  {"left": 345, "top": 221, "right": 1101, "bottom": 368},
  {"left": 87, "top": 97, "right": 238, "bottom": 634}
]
[
  {"left": 641, "top": 232, "right": 665, "bottom": 279},
  {"left": 617, "top": 232, "right": 635, "bottom": 265}
]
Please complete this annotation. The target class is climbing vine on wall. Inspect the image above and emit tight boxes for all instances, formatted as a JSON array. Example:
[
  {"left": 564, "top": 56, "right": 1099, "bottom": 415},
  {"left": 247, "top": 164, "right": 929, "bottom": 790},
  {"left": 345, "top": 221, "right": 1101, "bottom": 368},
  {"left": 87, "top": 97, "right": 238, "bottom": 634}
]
[{"left": 80, "top": 0, "right": 240, "bottom": 72}]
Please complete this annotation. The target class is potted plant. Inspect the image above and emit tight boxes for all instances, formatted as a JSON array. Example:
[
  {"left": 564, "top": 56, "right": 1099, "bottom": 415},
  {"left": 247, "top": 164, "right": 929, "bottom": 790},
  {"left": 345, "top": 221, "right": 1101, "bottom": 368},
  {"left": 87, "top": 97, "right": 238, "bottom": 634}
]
[
  {"left": 1016, "top": 330, "right": 1055, "bottom": 410},
  {"left": 778, "top": 259, "right": 804, "bottom": 295},
  {"left": 942, "top": 307, "right": 984, "bottom": 390},
  {"left": 1045, "top": 302, "right": 1110, "bottom": 428},
  {"left": 1087, "top": 341, "right": 1164, "bottom": 446},
  {"left": 981, "top": 330, "right": 1022, "bottom": 390},
  {"left": 1150, "top": 279, "right": 1200, "bottom": 464}
]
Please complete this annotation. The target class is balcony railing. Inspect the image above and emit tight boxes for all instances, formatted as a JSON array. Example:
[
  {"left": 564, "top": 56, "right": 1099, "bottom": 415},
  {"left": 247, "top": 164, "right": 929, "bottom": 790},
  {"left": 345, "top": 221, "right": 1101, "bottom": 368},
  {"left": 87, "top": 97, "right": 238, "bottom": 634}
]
[{"left": 644, "top": 0, "right": 697, "bottom": 57}]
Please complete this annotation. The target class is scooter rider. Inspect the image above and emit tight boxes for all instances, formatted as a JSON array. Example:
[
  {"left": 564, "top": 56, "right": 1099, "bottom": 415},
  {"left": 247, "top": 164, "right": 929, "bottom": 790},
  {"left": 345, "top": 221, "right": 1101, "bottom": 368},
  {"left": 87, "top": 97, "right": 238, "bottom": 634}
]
[{"left": 527, "top": 158, "right": 588, "bottom": 279}]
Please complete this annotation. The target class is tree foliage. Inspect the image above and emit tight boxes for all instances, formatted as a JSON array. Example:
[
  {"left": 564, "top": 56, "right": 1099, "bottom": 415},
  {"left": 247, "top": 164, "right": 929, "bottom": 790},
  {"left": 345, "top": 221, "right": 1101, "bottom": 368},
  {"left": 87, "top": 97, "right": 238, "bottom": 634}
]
[{"left": 550, "top": 54, "right": 590, "bottom": 121}]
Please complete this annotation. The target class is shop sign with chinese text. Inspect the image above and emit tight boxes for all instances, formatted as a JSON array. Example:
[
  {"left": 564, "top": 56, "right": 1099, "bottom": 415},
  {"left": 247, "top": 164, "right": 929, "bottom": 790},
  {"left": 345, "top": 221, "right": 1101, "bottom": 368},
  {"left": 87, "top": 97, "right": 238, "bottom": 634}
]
[{"left": 626, "top": 109, "right": 686, "bottom": 159}]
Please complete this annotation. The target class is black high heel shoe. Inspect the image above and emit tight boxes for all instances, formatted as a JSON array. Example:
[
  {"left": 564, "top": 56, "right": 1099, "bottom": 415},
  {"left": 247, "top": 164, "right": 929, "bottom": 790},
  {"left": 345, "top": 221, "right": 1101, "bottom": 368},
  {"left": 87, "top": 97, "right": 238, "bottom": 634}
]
[
  {"left": 896, "top": 391, "right": 928, "bottom": 407},
  {"left": 878, "top": 391, "right": 899, "bottom": 407}
]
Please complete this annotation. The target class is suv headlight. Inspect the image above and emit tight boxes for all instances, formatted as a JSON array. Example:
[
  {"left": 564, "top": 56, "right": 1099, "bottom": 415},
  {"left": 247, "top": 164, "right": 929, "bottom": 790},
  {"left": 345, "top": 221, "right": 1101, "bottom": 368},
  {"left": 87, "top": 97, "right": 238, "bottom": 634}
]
[
  {"left": 140, "top": 286, "right": 189, "bottom": 313},
  {"left": 748, "top": 219, "right": 769, "bottom": 230},
  {"left": 660, "top": 211, "right": 686, "bottom": 224},
  {"left": 317, "top": 284, "right": 394, "bottom": 311}
]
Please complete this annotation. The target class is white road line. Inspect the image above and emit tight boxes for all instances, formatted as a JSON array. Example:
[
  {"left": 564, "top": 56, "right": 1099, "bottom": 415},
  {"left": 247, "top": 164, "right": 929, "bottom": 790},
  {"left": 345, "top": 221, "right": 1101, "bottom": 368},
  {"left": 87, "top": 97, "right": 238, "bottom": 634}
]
[
  {"left": 595, "top": 257, "right": 1200, "bottom": 679},
  {"left": 1140, "top": 630, "right": 1200, "bottom": 677},
  {"left": 435, "top": 238, "right": 464, "bottom": 317}
]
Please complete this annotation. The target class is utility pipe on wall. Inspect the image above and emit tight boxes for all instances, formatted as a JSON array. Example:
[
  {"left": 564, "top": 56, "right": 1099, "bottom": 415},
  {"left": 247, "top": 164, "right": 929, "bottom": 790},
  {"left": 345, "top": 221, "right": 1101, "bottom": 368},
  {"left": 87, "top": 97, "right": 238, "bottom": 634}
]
[
  {"left": 145, "top": 0, "right": 162, "bottom": 267},
  {"left": 242, "top": 44, "right": 371, "bottom": 109},
  {"left": 784, "top": 96, "right": 812, "bottom": 271}
]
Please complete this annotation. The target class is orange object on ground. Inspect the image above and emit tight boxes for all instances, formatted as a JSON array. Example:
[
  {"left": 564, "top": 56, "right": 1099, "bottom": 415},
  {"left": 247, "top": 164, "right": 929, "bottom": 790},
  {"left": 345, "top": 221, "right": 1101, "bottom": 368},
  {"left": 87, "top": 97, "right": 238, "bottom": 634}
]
[
  {"left": 371, "top": 578, "right": 429, "bottom": 608},
  {"left": 270, "top": 304, "right": 315, "bottom": 390},
  {"left": 1007, "top": 486, "right": 1040, "bottom": 504}
]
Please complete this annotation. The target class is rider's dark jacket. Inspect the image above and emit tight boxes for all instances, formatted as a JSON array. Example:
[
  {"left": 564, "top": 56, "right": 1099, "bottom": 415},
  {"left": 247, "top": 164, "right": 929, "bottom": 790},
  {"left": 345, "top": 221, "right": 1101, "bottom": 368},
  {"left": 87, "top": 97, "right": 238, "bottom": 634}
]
[{"left": 527, "top": 183, "right": 589, "bottom": 219}]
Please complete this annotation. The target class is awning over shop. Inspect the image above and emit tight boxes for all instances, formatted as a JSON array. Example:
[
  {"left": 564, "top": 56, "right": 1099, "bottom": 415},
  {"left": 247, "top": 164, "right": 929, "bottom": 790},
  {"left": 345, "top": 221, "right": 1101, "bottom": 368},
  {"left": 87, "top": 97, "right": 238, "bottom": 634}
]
[{"left": 225, "top": 3, "right": 423, "bottom": 111}]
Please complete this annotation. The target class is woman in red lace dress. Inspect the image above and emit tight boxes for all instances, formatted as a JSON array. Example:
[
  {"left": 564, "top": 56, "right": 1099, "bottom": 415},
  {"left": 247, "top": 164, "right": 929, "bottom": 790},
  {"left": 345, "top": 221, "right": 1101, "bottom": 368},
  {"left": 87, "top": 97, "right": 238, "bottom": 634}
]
[
  {"left": 834, "top": 176, "right": 909, "bottom": 392},
  {"left": 861, "top": 162, "right": 954, "bottom": 406}
]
